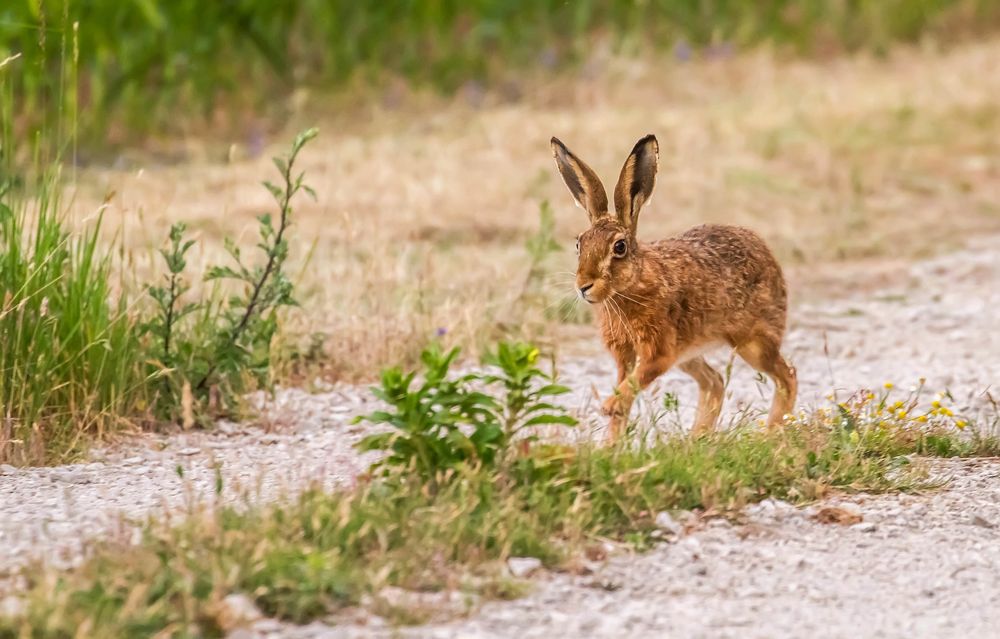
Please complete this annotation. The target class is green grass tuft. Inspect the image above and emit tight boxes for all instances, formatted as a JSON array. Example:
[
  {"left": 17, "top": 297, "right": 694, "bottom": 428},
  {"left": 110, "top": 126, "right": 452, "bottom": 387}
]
[{"left": 0, "top": 168, "right": 147, "bottom": 465}]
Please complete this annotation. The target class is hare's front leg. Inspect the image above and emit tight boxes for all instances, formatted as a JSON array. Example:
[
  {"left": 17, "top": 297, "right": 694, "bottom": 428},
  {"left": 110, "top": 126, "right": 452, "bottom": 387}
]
[
  {"left": 602, "top": 344, "right": 635, "bottom": 417},
  {"left": 605, "top": 352, "right": 674, "bottom": 442}
]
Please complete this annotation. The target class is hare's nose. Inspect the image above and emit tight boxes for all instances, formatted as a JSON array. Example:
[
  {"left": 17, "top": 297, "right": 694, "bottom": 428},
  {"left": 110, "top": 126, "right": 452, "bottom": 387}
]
[{"left": 578, "top": 283, "right": 594, "bottom": 299}]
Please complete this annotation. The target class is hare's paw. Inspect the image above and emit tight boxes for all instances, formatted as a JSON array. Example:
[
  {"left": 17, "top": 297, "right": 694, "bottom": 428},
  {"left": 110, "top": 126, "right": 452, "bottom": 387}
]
[{"left": 601, "top": 394, "right": 624, "bottom": 417}]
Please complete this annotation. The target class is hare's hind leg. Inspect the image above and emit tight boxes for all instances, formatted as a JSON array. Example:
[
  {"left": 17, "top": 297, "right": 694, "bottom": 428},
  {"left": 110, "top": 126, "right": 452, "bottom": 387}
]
[
  {"left": 679, "top": 357, "right": 724, "bottom": 436},
  {"left": 736, "top": 335, "right": 797, "bottom": 428}
]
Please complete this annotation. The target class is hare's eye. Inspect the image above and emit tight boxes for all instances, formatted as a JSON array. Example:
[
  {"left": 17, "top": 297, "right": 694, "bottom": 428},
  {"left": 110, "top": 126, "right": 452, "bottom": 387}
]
[{"left": 613, "top": 239, "right": 627, "bottom": 257}]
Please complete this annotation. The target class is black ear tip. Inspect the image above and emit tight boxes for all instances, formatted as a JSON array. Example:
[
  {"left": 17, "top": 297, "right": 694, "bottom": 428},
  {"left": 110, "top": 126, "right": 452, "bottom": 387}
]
[
  {"left": 635, "top": 133, "right": 657, "bottom": 149},
  {"left": 551, "top": 137, "right": 573, "bottom": 160},
  {"left": 629, "top": 134, "right": 659, "bottom": 162}
]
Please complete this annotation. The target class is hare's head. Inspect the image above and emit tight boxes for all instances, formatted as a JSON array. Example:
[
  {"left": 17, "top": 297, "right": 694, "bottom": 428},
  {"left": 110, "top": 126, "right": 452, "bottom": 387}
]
[{"left": 550, "top": 135, "right": 659, "bottom": 303}]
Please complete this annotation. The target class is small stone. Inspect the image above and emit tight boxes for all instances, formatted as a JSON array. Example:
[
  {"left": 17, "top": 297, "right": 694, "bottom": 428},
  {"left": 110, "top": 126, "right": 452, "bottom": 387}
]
[
  {"left": 122, "top": 456, "right": 144, "bottom": 465},
  {"left": 586, "top": 578, "right": 622, "bottom": 592},
  {"left": 970, "top": 514, "right": 995, "bottom": 529},
  {"left": 215, "top": 593, "right": 262, "bottom": 630},
  {"left": 677, "top": 536, "right": 702, "bottom": 559},
  {"left": 654, "top": 511, "right": 683, "bottom": 535},
  {"left": 814, "top": 505, "right": 863, "bottom": 525},
  {"left": 746, "top": 498, "right": 799, "bottom": 523},
  {"left": 677, "top": 510, "right": 698, "bottom": 525},
  {"left": 51, "top": 469, "right": 90, "bottom": 484},
  {"left": 756, "top": 547, "right": 777, "bottom": 561},
  {"left": 216, "top": 421, "right": 239, "bottom": 434},
  {"left": 851, "top": 522, "right": 877, "bottom": 533},
  {"left": 584, "top": 543, "right": 608, "bottom": 561},
  {"left": 177, "top": 447, "right": 200, "bottom": 456},
  {"left": 507, "top": 556, "right": 543, "bottom": 578},
  {"left": 0, "top": 595, "right": 25, "bottom": 618},
  {"left": 250, "top": 618, "right": 283, "bottom": 633},
  {"left": 0, "top": 464, "right": 17, "bottom": 475},
  {"left": 372, "top": 586, "right": 475, "bottom": 619}
]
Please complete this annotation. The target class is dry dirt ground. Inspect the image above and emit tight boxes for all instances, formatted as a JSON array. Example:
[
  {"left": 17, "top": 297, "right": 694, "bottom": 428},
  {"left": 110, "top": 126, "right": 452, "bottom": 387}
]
[{"left": 1, "top": 231, "right": 998, "bottom": 637}]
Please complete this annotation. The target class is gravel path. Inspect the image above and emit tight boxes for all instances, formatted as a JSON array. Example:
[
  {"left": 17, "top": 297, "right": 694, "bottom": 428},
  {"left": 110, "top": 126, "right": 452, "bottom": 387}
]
[
  {"left": 1, "top": 236, "right": 998, "bottom": 636},
  {"left": 0, "top": 390, "right": 378, "bottom": 580}
]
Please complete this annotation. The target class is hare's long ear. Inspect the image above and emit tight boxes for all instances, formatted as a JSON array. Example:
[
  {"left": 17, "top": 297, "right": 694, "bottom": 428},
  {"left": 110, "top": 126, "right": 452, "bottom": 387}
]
[
  {"left": 613, "top": 134, "right": 659, "bottom": 237},
  {"left": 551, "top": 137, "right": 609, "bottom": 223}
]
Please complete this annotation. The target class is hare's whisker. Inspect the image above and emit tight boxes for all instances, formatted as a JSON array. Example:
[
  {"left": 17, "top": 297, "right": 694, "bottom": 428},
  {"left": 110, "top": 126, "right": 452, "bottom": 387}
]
[
  {"left": 613, "top": 290, "right": 656, "bottom": 311},
  {"left": 605, "top": 296, "right": 638, "bottom": 347},
  {"left": 541, "top": 293, "right": 577, "bottom": 314}
]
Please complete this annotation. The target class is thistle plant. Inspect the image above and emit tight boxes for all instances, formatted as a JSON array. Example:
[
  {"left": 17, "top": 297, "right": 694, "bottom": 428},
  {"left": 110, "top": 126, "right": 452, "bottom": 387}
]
[{"left": 143, "top": 128, "right": 318, "bottom": 422}]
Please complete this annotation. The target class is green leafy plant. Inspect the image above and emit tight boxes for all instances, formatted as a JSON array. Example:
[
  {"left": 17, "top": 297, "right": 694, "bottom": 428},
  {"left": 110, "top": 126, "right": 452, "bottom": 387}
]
[
  {"left": 355, "top": 341, "right": 576, "bottom": 479},
  {"left": 142, "top": 128, "right": 318, "bottom": 421},
  {"left": 146, "top": 223, "right": 197, "bottom": 370},
  {"left": 479, "top": 342, "right": 576, "bottom": 434}
]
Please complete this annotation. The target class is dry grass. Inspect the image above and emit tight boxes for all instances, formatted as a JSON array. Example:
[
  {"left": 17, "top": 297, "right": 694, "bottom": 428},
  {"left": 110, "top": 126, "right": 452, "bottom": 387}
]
[{"left": 66, "top": 40, "right": 1000, "bottom": 380}]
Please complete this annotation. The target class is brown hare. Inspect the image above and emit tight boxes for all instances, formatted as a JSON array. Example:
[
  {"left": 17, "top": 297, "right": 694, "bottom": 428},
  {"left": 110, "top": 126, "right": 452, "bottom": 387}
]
[{"left": 550, "top": 134, "right": 797, "bottom": 440}]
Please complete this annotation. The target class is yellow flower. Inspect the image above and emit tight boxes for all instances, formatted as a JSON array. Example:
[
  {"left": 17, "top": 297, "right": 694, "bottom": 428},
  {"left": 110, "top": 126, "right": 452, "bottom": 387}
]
[
  {"left": 941, "top": 407, "right": 953, "bottom": 417},
  {"left": 849, "top": 430, "right": 860, "bottom": 444},
  {"left": 956, "top": 420, "right": 967, "bottom": 430},
  {"left": 916, "top": 415, "right": 928, "bottom": 423},
  {"left": 896, "top": 409, "right": 908, "bottom": 419},
  {"left": 883, "top": 382, "right": 894, "bottom": 390}
]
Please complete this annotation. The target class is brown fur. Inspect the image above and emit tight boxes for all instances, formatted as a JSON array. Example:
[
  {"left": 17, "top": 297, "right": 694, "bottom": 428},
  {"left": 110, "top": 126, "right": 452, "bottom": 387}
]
[{"left": 551, "top": 135, "right": 797, "bottom": 439}]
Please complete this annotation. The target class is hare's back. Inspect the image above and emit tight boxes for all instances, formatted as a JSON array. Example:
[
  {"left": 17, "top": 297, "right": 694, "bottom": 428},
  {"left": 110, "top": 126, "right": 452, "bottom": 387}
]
[
  {"left": 658, "top": 223, "right": 787, "bottom": 312},
  {"left": 676, "top": 224, "right": 779, "bottom": 273}
]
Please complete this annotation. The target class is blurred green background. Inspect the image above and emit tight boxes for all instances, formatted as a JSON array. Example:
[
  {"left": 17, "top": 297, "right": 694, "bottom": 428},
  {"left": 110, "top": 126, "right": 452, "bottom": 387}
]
[{"left": 4, "top": 0, "right": 1000, "bottom": 147}]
